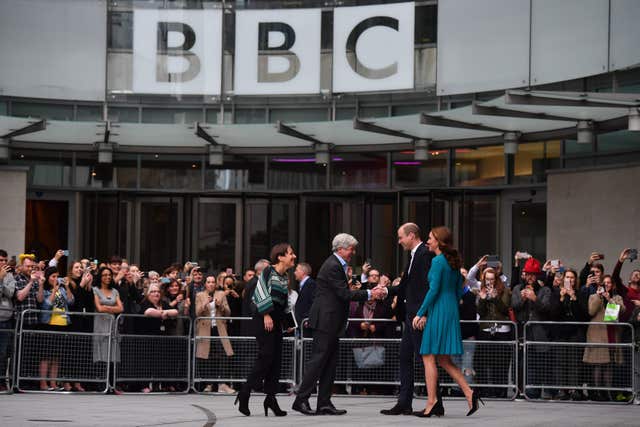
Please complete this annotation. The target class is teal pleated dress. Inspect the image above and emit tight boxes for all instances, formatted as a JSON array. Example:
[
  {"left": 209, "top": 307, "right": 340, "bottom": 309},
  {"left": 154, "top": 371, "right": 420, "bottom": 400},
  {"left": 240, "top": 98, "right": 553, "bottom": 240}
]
[{"left": 417, "top": 253, "right": 464, "bottom": 355}]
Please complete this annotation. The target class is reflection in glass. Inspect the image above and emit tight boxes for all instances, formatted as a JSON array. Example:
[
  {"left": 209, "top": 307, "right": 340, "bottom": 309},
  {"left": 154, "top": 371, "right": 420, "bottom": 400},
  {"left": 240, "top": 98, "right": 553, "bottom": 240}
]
[
  {"left": 455, "top": 146, "right": 505, "bottom": 186},
  {"left": 141, "top": 108, "right": 203, "bottom": 124},
  {"left": 11, "top": 151, "right": 72, "bottom": 187},
  {"left": 205, "top": 156, "right": 265, "bottom": 190},
  {"left": 12, "top": 102, "right": 73, "bottom": 121},
  {"left": 140, "top": 200, "right": 178, "bottom": 270},
  {"left": 82, "top": 196, "right": 128, "bottom": 262},
  {"left": 513, "top": 141, "right": 561, "bottom": 184},
  {"left": 393, "top": 150, "right": 447, "bottom": 187},
  {"left": 198, "top": 201, "right": 236, "bottom": 273},
  {"left": 140, "top": 155, "right": 202, "bottom": 190},
  {"left": 459, "top": 195, "right": 497, "bottom": 268},
  {"left": 270, "top": 108, "right": 328, "bottom": 123},
  {"left": 245, "top": 201, "right": 268, "bottom": 268},
  {"left": 512, "top": 202, "right": 546, "bottom": 263},
  {"left": 331, "top": 153, "right": 387, "bottom": 189},
  {"left": 269, "top": 156, "right": 327, "bottom": 190},
  {"left": 369, "top": 202, "right": 396, "bottom": 276}
]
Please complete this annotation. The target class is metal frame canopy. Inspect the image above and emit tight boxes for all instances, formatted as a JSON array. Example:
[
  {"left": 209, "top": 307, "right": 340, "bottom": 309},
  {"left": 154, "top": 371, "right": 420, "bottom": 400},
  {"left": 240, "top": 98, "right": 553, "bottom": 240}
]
[{"left": 2, "top": 91, "right": 637, "bottom": 154}]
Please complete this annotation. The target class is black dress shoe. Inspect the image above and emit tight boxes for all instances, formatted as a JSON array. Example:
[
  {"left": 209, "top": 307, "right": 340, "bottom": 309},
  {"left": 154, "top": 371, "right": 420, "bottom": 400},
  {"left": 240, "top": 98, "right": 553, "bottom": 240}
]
[
  {"left": 317, "top": 406, "right": 347, "bottom": 416},
  {"left": 380, "top": 403, "right": 413, "bottom": 415},
  {"left": 292, "top": 399, "right": 316, "bottom": 416}
]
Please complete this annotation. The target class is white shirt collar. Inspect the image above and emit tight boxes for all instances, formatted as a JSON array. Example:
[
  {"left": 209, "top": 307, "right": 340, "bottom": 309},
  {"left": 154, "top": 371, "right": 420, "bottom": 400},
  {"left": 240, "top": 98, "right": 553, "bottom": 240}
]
[
  {"left": 410, "top": 241, "right": 422, "bottom": 257},
  {"left": 299, "top": 276, "right": 309, "bottom": 288}
]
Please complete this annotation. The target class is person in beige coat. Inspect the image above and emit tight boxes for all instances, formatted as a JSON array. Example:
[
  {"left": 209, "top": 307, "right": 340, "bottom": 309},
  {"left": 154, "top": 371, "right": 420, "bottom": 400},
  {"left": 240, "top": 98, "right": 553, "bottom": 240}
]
[
  {"left": 195, "top": 275, "right": 234, "bottom": 393},
  {"left": 582, "top": 275, "right": 625, "bottom": 400}
]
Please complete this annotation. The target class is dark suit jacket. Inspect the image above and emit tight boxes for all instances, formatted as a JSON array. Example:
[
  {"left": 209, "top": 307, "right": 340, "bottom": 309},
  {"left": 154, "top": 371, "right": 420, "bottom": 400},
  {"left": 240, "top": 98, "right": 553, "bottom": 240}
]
[
  {"left": 294, "top": 276, "right": 316, "bottom": 326},
  {"left": 388, "top": 242, "right": 434, "bottom": 319},
  {"left": 308, "top": 254, "right": 369, "bottom": 337}
]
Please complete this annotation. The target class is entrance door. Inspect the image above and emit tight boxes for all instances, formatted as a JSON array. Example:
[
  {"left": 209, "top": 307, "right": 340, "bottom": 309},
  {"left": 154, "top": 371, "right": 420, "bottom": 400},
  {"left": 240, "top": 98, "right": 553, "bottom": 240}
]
[
  {"left": 193, "top": 198, "right": 242, "bottom": 273},
  {"left": 25, "top": 199, "right": 69, "bottom": 274},
  {"left": 135, "top": 197, "right": 183, "bottom": 270}
]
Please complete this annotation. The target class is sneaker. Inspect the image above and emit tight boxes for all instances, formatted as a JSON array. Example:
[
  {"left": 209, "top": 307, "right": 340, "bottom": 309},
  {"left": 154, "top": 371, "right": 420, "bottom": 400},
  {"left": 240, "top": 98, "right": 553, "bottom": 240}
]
[{"left": 218, "top": 383, "right": 236, "bottom": 394}]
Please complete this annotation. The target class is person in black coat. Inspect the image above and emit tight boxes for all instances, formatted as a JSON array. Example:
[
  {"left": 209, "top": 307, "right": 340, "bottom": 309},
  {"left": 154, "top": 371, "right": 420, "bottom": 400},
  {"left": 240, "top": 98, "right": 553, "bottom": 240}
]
[
  {"left": 293, "top": 262, "right": 316, "bottom": 331},
  {"left": 292, "top": 233, "right": 385, "bottom": 416},
  {"left": 380, "top": 223, "right": 435, "bottom": 415}
]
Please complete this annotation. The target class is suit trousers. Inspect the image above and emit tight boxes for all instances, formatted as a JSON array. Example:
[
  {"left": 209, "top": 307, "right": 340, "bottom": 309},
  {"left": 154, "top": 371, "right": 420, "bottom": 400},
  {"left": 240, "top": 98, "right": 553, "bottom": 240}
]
[
  {"left": 398, "top": 315, "right": 424, "bottom": 407},
  {"left": 242, "top": 316, "right": 282, "bottom": 396},
  {"left": 296, "top": 328, "right": 339, "bottom": 408}
]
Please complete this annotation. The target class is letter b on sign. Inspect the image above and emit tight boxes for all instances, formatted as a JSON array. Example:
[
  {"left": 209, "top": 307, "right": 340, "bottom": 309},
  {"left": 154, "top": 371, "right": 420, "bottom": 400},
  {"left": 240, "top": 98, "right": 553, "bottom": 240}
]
[{"left": 133, "top": 9, "right": 222, "bottom": 95}]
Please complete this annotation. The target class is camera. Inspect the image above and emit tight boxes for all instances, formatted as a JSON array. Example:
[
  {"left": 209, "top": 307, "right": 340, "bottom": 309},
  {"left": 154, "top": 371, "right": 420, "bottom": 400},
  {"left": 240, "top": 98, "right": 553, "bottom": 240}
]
[
  {"left": 62, "top": 250, "right": 69, "bottom": 257},
  {"left": 629, "top": 249, "right": 638, "bottom": 262},
  {"left": 486, "top": 255, "right": 500, "bottom": 269},
  {"left": 57, "top": 278, "right": 65, "bottom": 285}
]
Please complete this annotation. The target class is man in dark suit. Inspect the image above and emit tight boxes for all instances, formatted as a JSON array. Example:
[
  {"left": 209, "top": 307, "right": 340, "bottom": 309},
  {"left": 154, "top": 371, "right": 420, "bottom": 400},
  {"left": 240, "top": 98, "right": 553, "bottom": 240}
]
[
  {"left": 293, "top": 262, "right": 316, "bottom": 329},
  {"left": 380, "top": 222, "right": 435, "bottom": 415},
  {"left": 292, "top": 233, "right": 386, "bottom": 416}
]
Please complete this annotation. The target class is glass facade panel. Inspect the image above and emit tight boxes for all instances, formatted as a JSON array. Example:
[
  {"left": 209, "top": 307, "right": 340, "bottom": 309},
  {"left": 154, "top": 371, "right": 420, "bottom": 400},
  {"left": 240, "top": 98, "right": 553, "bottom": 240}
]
[
  {"left": 393, "top": 150, "right": 447, "bottom": 187},
  {"left": 11, "top": 151, "right": 72, "bottom": 187},
  {"left": 0, "top": 101, "right": 7, "bottom": 115},
  {"left": 512, "top": 202, "right": 546, "bottom": 263},
  {"left": 205, "top": 155, "right": 265, "bottom": 190},
  {"left": 12, "top": 102, "right": 73, "bottom": 121},
  {"left": 369, "top": 201, "right": 397, "bottom": 276},
  {"left": 244, "top": 200, "right": 268, "bottom": 268},
  {"left": 139, "top": 199, "right": 179, "bottom": 270},
  {"left": 454, "top": 146, "right": 505, "bottom": 186},
  {"left": 565, "top": 138, "right": 593, "bottom": 155},
  {"left": 271, "top": 199, "right": 297, "bottom": 248},
  {"left": 513, "top": 140, "right": 561, "bottom": 184},
  {"left": 459, "top": 194, "right": 498, "bottom": 268},
  {"left": 206, "top": 107, "right": 232, "bottom": 124},
  {"left": 235, "top": 108, "right": 266, "bottom": 124},
  {"left": 140, "top": 154, "right": 202, "bottom": 190},
  {"left": 358, "top": 106, "right": 388, "bottom": 118},
  {"left": 415, "top": 4, "right": 437, "bottom": 44},
  {"left": 331, "top": 153, "right": 387, "bottom": 189},
  {"left": 108, "top": 107, "right": 139, "bottom": 123},
  {"left": 77, "top": 105, "right": 102, "bottom": 122},
  {"left": 392, "top": 104, "right": 437, "bottom": 116},
  {"left": 82, "top": 196, "right": 129, "bottom": 262},
  {"left": 269, "top": 108, "right": 329, "bottom": 123},
  {"left": 268, "top": 156, "right": 327, "bottom": 190},
  {"left": 141, "top": 108, "right": 203, "bottom": 124},
  {"left": 597, "top": 130, "right": 640, "bottom": 153},
  {"left": 336, "top": 107, "right": 356, "bottom": 120},
  {"left": 198, "top": 200, "right": 236, "bottom": 273}
]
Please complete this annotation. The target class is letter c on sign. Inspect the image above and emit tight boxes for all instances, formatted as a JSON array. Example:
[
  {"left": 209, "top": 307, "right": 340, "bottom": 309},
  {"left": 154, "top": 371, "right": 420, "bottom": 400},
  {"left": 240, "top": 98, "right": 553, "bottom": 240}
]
[{"left": 345, "top": 16, "right": 398, "bottom": 79}]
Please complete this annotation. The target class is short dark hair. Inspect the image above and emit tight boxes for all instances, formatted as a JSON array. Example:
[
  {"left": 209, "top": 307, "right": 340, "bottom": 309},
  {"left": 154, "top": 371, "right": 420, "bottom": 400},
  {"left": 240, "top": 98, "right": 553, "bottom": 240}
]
[
  {"left": 592, "top": 263, "right": 604, "bottom": 274},
  {"left": 0, "top": 249, "right": 7, "bottom": 258},
  {"left": 108, "top": 255, "right": 122, "bottom": 264},
  {"left": 270, "top": 243, "right": 293, "bottom": 265}
]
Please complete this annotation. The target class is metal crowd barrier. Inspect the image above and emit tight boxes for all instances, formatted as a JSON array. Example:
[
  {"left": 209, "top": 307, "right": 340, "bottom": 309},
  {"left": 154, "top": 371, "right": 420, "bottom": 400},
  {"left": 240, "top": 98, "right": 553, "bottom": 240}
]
[
  {"left": 114, "top": 314, "right": 192, "bottom": 393},
  {"left": 192, "top": 316, "right": 296, "bottom": 393},
  {"left": 16, "top": 310, "right": 114, "bottom": 393},
  {"left": 300, "top": 318, "right": 518, "bottom": 399},
  {"left": 0, "top": 308, "right": 17, "bottom": 394},
  {"left": 523, "top": 321, "right": 635, "bottom": 404}
]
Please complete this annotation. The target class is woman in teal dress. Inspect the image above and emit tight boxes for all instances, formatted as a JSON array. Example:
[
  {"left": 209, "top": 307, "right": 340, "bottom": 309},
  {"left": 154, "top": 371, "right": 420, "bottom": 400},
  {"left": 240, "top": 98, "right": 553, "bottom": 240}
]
[{"left": 412, "top": 226, "right": 482, "bottom": 417}]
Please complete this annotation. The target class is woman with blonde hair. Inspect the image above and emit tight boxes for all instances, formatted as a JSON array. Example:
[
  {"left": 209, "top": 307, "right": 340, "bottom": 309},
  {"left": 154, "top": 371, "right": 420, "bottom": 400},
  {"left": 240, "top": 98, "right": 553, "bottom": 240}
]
[{"left": 413, "top": 226, "right": 481, "bottom": 417}]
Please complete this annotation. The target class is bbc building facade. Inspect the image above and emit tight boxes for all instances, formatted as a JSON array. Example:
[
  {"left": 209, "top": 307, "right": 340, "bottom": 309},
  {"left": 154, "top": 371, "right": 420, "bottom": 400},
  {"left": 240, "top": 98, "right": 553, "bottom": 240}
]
[{"left": 0, "top": 0, "right": 639, "bottom": 279}]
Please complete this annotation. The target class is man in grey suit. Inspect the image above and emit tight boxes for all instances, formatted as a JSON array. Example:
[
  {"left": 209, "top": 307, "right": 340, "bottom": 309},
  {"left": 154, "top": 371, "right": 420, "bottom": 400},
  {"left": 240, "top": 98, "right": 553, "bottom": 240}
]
[{"left": 292, "top": 233, "right": 385, "bottom": 416}]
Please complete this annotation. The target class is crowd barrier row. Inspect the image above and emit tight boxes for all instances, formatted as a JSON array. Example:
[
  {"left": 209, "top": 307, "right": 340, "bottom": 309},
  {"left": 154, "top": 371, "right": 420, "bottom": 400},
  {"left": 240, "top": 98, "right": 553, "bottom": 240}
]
[{"left": 0, "top": 309, "right": 636, "bottom": 403}]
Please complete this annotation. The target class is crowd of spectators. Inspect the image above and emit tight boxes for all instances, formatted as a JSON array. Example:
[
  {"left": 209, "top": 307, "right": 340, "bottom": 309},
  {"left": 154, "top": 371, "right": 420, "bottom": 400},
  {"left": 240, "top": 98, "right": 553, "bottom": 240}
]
[{"left": 0, "top": 246, "right": 638, "bottom": 403}]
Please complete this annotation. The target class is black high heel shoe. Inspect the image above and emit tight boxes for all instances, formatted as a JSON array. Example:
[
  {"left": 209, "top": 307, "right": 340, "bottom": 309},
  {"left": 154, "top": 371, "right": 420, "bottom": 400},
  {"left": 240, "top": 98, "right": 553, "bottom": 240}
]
[
  {"left": 466, "top": 390, "right": 484, "bottom": 416},
  {"left": 413, "top": 399, "right": 444, "bottom": 417},
  {"left": 263, "top": 395, "right": 287, "bottom": 417},
  {"left": 234, "top": 391, "right": 251, "bottom": 416}
]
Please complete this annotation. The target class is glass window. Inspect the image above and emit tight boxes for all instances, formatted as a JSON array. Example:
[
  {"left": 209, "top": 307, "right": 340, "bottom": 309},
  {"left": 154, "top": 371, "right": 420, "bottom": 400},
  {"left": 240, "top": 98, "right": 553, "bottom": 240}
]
[
  {"left": 268, "top": 155, "right": 327, "bottom": 190},
  {"left": 75, "top": 152, "right": 137, "bottom": 189},
  {"left": 459, "top": 194, "right": 498, "bottom": 268},
  {"left": 140, "top": 154, "right": 202, "bottom": 190},
  {"left": 271, "top": 199, "right": 297, "bottom": 248},
  {"left": 270, "top": 108, "right": 329, "bottom": 123},
  {"left": 205, "top": 155, "right": 265, "bottom": 190},
  {"left": 335, "top": 107, "right": 356, "bottom": 120},
  {"left": 82, "top": 196, "right": 129, "bottom": 262},
  {"left": 108, "top": 107, "right": 139, "bottom": 123},
  {"left": 512, "top": 202, "right": 546, "bottom": 263},
  {"left": 77, "top": 106, "right": 102, "bottom": 122},
  {"left": 11, "top": 150, "right": 72, "bottom": 187},
  {"left": 597, "top": 130, "right": 640, "bottom": 153},
  {"left": 235, "top": 108, "right": 266, "bottom": 124},
  {"left": 393, "top": 150, "right": 447, "bottom": 187},
  {"left": 140, "top": 199, "right": 180, "bottom": 270},
  {"left": 141, "top": 108, "right": 203, "bottom": 124},
  {"left": 331, "top": 153, "right": 388, "bottom": 189},
  {"left": 244, "top": 200, "right": 268, "bottom": 268},
  {"left": 392, "top": 104, "right": 437, "bottom": 116},
  {"left": 369, "top": 201, "right": 397, "bottom": 276},
  {"left": 198, "top": 200, "right": 237, "bottom": 273},
  {"left": 415, "top": 5, "right": 437, "bottom": 44},
  {"left": 206, "top": 107, "right": 232, "bottom": 124},
  {"left": 12, "top": 102, "right": 73, "bottom": 121},
  {"left": 513, "top": 140, "right": 561, "bottom": 184},
  {"left": 454, "top": 146, "right": 505, "bottom": 186},
  {"left": 0, "top": 101, "right": 7, "bottom": 115},
  {"left": 565, "top": 138, "right": 593, "bottom": 155},
  {"left": 108, "top": 11, "right": 133, "bottom": 50},
  {"left": 358, "top": 106, "right": 388, "bottom": 118}
]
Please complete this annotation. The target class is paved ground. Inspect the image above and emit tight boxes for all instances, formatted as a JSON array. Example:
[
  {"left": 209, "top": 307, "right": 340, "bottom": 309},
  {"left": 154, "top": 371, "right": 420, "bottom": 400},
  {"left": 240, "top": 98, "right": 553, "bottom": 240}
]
[{"left": 0, "top": 393, "right": 638, "bottom": 426}]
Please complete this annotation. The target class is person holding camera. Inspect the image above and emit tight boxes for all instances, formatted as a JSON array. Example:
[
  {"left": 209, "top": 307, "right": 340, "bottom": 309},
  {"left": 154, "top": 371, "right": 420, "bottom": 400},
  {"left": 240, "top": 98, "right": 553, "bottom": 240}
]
[
  {"left": 583, "top": 275, "right": 626, "bottom": 401},
  {"left": 612, "top": 248, "right": 640, "bottom": 310},
  {"left": 579, "top": 253, "right": 605, "bottom": 308},
  {"left": 0, "top": 250, "right": 16, "bottom": 391},
  {"left": 474, "top": 267, "right": 512, "bottom": 398}
]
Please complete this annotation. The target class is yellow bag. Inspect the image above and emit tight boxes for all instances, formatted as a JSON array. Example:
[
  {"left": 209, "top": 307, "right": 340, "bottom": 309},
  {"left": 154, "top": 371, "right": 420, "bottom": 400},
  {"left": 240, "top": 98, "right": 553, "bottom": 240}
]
[{"left": 49, "top": 307, "right": 68, "bottom": 326}]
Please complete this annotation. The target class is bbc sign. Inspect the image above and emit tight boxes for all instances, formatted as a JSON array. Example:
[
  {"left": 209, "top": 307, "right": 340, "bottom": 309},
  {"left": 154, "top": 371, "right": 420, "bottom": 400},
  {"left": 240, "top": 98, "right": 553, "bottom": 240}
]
[{"left": 132, "top": 3, "right": 415, "bottom": 96}]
